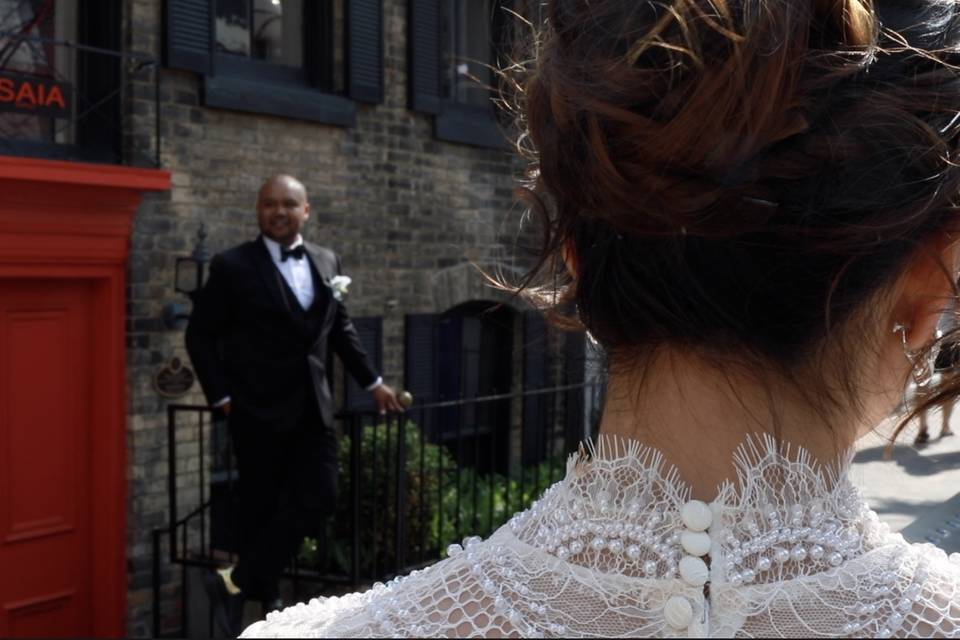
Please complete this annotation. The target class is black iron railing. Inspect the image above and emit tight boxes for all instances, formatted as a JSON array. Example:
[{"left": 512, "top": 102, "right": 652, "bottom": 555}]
[
  {"left": 0, "top": 33, "right": 159, "bottom": 166},
  {"left": 152, "top": 382, "right": 604, "bottom": 637}
]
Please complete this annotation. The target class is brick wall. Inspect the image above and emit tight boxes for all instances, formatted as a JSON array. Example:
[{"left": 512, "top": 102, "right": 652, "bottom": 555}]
[{"left": 122, "top": 0, "right": 536, "bottom": 635}]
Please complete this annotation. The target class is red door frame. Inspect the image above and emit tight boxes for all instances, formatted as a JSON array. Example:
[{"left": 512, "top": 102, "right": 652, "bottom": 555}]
[{"left": 0, "top": 156, "right": 169, "bottom": 636}]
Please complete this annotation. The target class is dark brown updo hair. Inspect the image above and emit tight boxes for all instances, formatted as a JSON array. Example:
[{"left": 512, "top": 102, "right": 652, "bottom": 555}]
[{"left": 511, "top": 0, "right": 960, "bottom": 423}]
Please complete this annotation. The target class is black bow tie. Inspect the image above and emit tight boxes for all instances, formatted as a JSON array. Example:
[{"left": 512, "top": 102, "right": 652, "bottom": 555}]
[{"left": 280, "top": 245, "right": 306, "bottom": 262}]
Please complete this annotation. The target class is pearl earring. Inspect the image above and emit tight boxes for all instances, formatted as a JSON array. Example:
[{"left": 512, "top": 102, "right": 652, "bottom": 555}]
[{"left": 893, "top": 322, "right": 933, "bottom": 387}]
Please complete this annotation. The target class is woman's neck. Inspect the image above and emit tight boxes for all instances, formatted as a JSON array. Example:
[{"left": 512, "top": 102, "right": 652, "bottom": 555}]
[{"left": 597, "top": 350, "right": 860, "bottom": 500}]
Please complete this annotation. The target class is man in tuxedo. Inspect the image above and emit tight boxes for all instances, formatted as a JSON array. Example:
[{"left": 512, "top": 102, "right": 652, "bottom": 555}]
[{"left": 186, "top": 174, "right": 402, "bottom": 635}]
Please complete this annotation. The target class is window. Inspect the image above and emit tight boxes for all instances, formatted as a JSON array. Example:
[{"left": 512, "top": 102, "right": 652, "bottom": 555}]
[
  {"left": 409, "top": 0, "right": 513, "bottom": 149},
  {"left": 442, "top": 0, "right": 496, "bottom": 108},
  {"left": 212, "top": 0, "right": 312, "bottom": 88},
  {"left": 0, "top": 0, "right": 128, "bottom": 163},
  {"left": 405, "top": 303, "right": 515, "bottom": 474},
  {"left": 215, "top": 0, "right": 304, "bottom": 68},
  {"left": 0, "top": 0, "right": 77, "bottom": 147},
  {"left": 165, "top": 0, "right": 381, "bottom": 125},
  {"left": 436, "top": 303, "right": 514, "bottom": 407}
]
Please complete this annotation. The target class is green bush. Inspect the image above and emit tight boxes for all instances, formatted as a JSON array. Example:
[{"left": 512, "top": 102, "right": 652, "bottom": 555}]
[{"left": 298, "top": 420, "right": 565, "bottom": 578}]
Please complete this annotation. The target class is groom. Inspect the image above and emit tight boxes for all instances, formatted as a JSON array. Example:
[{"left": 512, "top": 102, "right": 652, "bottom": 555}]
[{"left": 186, "top": 174, "right": 403, "bottom": 635}]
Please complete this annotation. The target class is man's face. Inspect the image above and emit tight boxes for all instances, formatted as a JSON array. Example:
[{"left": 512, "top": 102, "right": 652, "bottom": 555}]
[{"left": 256, "top": 178, "right": 310, "bottom": 246}]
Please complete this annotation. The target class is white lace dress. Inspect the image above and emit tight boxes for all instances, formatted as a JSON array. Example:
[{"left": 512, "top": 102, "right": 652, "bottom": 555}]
[{"left": 241, "top": 436, "right": 960, "bottom": 637}]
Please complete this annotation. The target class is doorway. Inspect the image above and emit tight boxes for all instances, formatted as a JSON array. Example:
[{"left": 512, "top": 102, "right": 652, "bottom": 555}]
[{"left": 0, "top": 279, "right": 94, "bottom": 636}]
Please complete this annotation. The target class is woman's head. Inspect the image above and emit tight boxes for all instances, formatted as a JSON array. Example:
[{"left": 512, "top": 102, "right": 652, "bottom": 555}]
[{"left": 512, "top": 0, "right": 960, "bottom": 431}]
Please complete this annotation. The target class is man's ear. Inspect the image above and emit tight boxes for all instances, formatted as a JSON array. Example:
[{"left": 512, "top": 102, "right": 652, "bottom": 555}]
[{"left": 889, "top": 233, "right": 960, "bottom": 351}]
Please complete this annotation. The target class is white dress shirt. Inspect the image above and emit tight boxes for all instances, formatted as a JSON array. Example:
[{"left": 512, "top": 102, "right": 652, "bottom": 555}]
[{"left": 262, "top": 234, "right": 315, "bottom": 310}]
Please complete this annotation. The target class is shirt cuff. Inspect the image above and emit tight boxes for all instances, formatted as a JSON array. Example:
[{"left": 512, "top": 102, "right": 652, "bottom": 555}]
[
  {"left": 213, "top": 396, "right": 231, "bottom": 407},
  {"left": 365, "top": 377, "right": 383, "bottom": 392}
]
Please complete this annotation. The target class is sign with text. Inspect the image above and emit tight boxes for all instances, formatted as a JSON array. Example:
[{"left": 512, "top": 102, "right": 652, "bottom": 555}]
[{"left": 0, "top": 73, "right": 71, "bottom": 118}]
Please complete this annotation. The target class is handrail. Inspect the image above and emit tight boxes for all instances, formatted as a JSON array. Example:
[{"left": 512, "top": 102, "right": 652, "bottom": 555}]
[{"left": 165, "top": 380, "right": 599, "bottom": 415}]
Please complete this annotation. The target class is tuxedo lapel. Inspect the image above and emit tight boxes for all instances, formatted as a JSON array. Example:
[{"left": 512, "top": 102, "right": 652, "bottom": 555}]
[
  {"left": 304, "top": 244, "right": 333, "bottom": 312},
  {"left": 250, "top": 236, "right": 292, "bottom": 316}
]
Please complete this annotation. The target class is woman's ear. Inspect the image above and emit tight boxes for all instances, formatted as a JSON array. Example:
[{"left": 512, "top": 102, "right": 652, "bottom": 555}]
[{"left": 889, "top": 233, "right": 960, "bottom": 351}]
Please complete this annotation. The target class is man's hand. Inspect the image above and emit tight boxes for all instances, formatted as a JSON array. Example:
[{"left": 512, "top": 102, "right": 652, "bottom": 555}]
[
  {"left": 371, "top": 384, "right": 405, "bottom": 415},
  {"left": 216, "top": 400, "right": 232, "bottom": 417}
]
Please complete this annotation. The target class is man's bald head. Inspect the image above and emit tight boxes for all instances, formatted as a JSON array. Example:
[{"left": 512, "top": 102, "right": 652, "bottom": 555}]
[
  {"left": 258, "top": 174, "right": 308, "bottom": 204},
  {"left": 256, "top": 174, "right": 311, "bottom": 246}
]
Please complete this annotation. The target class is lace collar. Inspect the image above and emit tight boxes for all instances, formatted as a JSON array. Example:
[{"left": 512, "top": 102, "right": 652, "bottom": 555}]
[
  {"left": 247, "top": 434, "right": 951, "bottom": 639},
  {"left": 505, "top": 434, "right": 890, "bottom": 586}
]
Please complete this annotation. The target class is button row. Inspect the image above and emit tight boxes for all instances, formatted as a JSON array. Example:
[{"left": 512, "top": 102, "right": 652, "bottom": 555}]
[
  {"left": 664, "top": 595, "right": 693, "bottom": 629},
  {"left": 681, "top": 499, "right": 713, "bottom": 532},
  {"left": 666, "top": 499, "right": 714, "bottom": 631}
]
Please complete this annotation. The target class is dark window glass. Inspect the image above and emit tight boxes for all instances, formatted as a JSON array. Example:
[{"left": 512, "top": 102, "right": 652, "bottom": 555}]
[
  {"left": 0, "top": 0, "right": 77, "bottom": 146},
  {"left": 216, "top": 0, "right": 304, "bottom": 68},
  {"left": 439, "top": 0, "right": 513, "bottom": 114},
  {"left": 443, "top": 0, "right": 489, "bottom": 107},
  {"left": 436, "top": 302, "right": 514, "bottom": 474},
  {"left": 215, "top": 0, "right": 250, "bottom": 56},
  {"left": 442, "top": 0, "right": 502, "bottom": 108}
]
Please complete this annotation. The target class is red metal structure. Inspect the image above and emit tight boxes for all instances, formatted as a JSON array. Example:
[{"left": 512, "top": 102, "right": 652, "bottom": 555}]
[{"left": 0, "top": 156, "right": 168, "bottom": 636}]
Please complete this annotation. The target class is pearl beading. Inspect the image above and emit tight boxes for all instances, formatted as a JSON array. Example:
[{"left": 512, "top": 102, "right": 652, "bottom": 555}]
[
  {"left": 719, "top": 501, "right": 867, "bottom": 585},
  {"left": 444, "top": 536, "right": 568, "bottom": 638},
  {"left": 514, "top": 500, "right": 924, "bottom": 638},
  {"left": 516, "top": 507, "right": 683, "bottom": 578},
  {"left": 500, "top": 437, "right": 931, "bottom": 638},
  {"left": 518, "top": 491, "right": 875, "bottom": 587},
  {"left": 350, "top": 523, "right": 923, "bottom": 639}
]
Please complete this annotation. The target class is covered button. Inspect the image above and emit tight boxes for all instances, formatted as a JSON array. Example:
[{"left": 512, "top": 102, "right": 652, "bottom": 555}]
[
  {"left": 679, "top": 556, "right": 710, "bottom": 587},
  {"left": 680, "top": 500, "right": 713, "bottom": 532},
  {"left": 663, "top": 595, "right": 694, "bottom": 629},
  {"left": 681, "top": 530, "right": 711, "bottom": 557}
]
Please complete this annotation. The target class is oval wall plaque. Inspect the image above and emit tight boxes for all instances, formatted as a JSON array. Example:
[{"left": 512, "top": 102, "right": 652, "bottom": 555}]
[{"left": 153, "top": 357, "right": 196, "bottom": 398}]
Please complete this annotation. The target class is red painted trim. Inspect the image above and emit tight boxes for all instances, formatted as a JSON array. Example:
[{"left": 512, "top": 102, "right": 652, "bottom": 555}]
[{"left": 0, "top": 155, "right": 170, "bottom": 191}]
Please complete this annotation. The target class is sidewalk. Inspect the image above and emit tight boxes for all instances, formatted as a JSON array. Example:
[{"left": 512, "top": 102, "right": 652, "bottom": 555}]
[{"left": 853, "top": 407, "right": 960, "bottom": 532}]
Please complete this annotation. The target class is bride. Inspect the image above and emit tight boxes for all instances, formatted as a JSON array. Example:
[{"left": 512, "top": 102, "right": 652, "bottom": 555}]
[{"left": 243, "top": 0, "right": 960, "bottom": 636}]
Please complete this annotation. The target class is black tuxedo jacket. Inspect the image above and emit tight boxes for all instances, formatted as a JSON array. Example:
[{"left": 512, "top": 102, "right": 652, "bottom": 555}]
[{"left": 185, "top": 236, "right": 378, "bottom": 430}]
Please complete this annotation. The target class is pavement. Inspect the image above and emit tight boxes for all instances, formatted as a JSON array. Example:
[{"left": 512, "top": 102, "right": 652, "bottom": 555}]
[{"left": 853, "top": 406, "right": 960, "bottom": 532}]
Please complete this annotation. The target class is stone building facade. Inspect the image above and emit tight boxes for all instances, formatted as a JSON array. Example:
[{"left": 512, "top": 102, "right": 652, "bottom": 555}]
[
  {"left": 121, "top": 0, "right": 553, "bottom": 635},
  {"left": 0, "top": 0, "right": 598, "bottom": 635}
]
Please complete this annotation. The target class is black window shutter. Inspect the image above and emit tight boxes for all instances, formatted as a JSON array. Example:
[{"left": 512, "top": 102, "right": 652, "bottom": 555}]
[
  {"left": 522, "top": 311, "right": 551, "bottom": 465},
  {"left": 164, "top": 0, "right": 212, "bottom": 74},
  {"left": 344, "top": 317, "right": 383, "bottom": 411},
  {"left": 77, "top": 0, "right": 122, "bottom": 158},
  {"left": 408, "top": 0, "right": 442, "bottom": 114},
  {"left": 404, "top": 314, "right": 438, "bottom": 438},
  {"left": 347, "top": 0, "right": 383, "bottom": 104}
]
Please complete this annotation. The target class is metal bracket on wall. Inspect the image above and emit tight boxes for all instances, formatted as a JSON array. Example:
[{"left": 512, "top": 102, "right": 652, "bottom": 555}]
[{"left": 162, "top": 300, "right": 191, "bottom": 331}]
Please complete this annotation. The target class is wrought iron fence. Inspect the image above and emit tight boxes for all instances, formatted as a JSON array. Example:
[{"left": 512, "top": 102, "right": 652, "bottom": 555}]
[
  {"left": 0, "top": 32, "right": 159, "bottom": 166},
  {"left": 153, "top": 382, "right": 604, "bottom": 637}
]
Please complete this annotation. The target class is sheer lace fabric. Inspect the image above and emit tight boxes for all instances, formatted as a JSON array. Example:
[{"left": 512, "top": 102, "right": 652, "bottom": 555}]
[{"left": 241, "top": 435, "right": 960, "bottom": 638}]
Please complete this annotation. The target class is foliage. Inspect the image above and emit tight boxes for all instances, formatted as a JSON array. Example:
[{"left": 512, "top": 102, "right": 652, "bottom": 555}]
[{"left": 297, "top": 420, "right": 566, "bottom": 579}]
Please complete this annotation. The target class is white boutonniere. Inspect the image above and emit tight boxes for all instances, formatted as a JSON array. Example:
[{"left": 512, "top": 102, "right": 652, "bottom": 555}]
[{"left": 329, "top": 275, "right": 352, "bottom": 301}]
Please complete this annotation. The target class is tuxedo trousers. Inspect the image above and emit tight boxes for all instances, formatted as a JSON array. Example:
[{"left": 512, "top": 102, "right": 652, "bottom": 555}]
[{"left": 228, "top": 401, "right": 338, "bottom": 602}]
